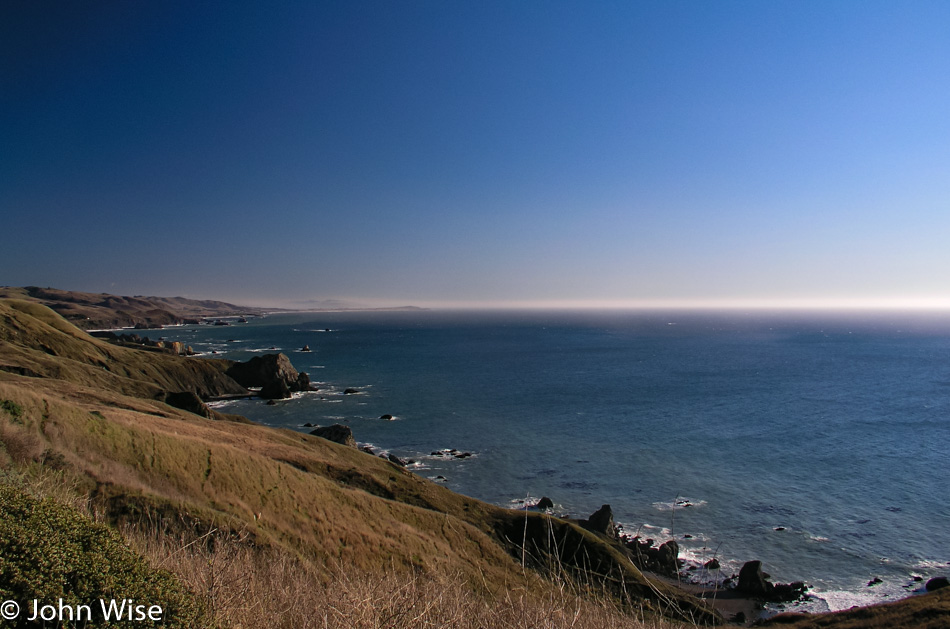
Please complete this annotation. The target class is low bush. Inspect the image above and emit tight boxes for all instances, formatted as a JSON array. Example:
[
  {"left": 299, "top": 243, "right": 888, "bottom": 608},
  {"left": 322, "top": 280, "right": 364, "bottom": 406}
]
[{"left": 0, "top": 484, "right": 208, "bottom": 628}]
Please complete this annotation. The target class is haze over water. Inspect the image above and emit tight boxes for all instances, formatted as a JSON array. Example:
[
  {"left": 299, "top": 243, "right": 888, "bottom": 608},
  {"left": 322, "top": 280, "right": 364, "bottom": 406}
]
[{"left": 158, "top": 308, "right": 950, "bottom": 613}]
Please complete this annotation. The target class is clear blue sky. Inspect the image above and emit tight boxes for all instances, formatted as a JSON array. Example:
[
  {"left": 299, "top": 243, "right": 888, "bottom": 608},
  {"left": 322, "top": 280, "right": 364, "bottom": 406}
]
[{"left": 3, "top": 1, "right": 949, "bottom": 308}]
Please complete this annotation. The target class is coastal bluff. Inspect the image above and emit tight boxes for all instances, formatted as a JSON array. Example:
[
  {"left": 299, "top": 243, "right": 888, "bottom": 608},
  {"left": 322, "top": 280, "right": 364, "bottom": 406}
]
[
  {"left": 0, "top": 298, "right": 719, "bottom": 626},
  {"left": 1, "top": 297, "right": 947, "bottom": 628}
]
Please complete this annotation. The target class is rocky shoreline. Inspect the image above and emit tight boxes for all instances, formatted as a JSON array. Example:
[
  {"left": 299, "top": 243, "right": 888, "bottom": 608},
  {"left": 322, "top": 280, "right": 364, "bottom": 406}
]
[
  {"left": 287, "top": 418, "right": 808, "bottom": 626},
  {"left": 175, "top": 346, "right": 947, "bottom": 627}
]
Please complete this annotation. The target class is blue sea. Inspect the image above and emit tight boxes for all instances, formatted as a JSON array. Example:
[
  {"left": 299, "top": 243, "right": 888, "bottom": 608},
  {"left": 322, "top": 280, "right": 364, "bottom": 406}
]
[{"left": 155, "top": 309, "right": 950, "bottom": 613}]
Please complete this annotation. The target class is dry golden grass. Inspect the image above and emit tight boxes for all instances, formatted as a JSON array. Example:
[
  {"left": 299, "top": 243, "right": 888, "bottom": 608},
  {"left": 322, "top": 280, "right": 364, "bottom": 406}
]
[{"left": 124, "top": 522, "right": 692, "bottom": 629}]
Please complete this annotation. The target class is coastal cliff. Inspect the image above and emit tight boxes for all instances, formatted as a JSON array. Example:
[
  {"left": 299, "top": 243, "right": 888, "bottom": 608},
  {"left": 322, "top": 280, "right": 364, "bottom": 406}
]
[{"left": 0, "top": 299, "right": 719, "bottom": 627}]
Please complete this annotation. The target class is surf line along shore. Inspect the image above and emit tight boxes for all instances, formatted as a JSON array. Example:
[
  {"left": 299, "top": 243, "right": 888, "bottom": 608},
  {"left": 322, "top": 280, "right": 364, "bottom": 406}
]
[{"left": 302, "top": 417, "right": 803, "bottom": 626}]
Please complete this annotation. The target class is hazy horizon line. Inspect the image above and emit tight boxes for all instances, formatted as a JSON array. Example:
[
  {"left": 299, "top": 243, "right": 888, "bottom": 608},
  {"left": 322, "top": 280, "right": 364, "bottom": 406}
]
[{"left": 246, "top": 296, "right": 950, "bottom": 312}]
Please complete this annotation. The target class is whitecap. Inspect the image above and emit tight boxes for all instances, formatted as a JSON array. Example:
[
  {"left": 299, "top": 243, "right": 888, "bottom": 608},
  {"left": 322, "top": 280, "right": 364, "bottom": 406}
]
[
  {"left": 914, "top": 559, "right": 950, "bottom": 571},
  {"left": 806, "top": 588, "right": 887, "bottom": 613},
  {"left": 652, "top": 498, "right": 708, "bottom": 511},
  {"left": 206, "top": 399, "right": 240, "bottom": 409}
]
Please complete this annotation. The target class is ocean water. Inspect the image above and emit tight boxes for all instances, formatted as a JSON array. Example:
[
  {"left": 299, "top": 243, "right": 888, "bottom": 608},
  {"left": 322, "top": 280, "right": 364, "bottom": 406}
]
[{"left": 155, "top": 309, "right": 950, "bottom": 612}]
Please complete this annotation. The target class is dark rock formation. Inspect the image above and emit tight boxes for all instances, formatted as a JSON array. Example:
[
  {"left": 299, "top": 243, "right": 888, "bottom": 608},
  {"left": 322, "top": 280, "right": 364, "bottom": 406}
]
[
  {"left": 301, "top": 345, "right": 311, "bottom": 352},
  {"left": 164, "top": 391, "right": 213, "bottom": 419},
  {"left": 343, "top": 388, "right": 359, "bottom": 394},
  {"left": 737, "top": 561, "right": 772, "bottom": 596},
  {"left": 583, "top": 504, "right": 616, "bottom": 537},
  {"left": 926, "top": 577, "right": 949, "bottom": 592},
  {"left": 704, "top": 558, "right": 720, "bottom": 570},
  {"left": 626, "top": 535, "right": 685, "bottom": 577},
  {"left": 225, "top": 353, "right": 310, "bottom": 400},
  {"left": 226, "top": 353, "right": 298, "bottom": 389},
  {"left": 387, "top": 453, "right": 407, "bottom": 467},
  {"left": 380, "top": 414, "right": 394, "bottom": 420},
  {"left": 536, "top": 496, "right": 554, "bottom": 510},
  {"left": 260, "top": 380, "right": 292, "bottom": 400},
  {"left": 309, "top": 424, "right": 357, "bottom": 448},
  {"left": 735, "top": 560, "right": 807, "bottom": 602},
  {"left": 655, "top": 540, "right": 680, "bottom": 575}
]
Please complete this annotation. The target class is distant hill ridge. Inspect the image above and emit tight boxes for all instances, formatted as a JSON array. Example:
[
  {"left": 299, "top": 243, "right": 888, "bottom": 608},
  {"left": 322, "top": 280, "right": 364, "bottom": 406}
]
[{"left": 0, "top": 286, "right": 263, "bottom": 330}]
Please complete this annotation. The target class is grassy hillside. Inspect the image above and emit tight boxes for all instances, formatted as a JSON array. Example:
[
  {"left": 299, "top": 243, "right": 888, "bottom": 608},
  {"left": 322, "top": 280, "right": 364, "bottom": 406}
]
[
  {"left": 0, "top": 299, "right": 246, "bottom": 400},
  {"left": 0, "top": 300, "right": 716, "bottom": 627}
]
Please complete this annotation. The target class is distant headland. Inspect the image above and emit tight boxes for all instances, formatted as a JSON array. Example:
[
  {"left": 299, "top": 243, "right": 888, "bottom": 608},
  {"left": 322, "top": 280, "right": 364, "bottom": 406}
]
[{"left": 0, "top": 286, "right": 423, "bottom": 331}]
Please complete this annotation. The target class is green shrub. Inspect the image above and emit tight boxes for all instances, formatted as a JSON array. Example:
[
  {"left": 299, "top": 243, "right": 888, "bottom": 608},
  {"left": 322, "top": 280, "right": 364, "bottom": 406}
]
[
  {"left": 1, "top": 400, "right": 24, "bottom": 424},
  {"left": 0, "top": 485, "right": 208, "bottom": 628}
]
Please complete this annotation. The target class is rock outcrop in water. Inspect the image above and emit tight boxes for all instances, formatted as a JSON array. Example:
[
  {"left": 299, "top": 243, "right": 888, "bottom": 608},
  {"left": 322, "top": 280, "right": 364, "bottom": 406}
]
[
  {"left": 225, "top": 353, "right": 312, "bottom": 399},
  {"left": 625, "top": 536, "right": 681, "bottom": 578},
  {"left": 735, "top": 560, "right": 808, "bottom": 602}
]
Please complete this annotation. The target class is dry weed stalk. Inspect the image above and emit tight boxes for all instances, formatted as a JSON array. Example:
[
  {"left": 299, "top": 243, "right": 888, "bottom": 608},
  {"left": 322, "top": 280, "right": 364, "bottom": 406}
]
[{"left": 122, "top": 521, "right": 692, "bottom": 629}]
